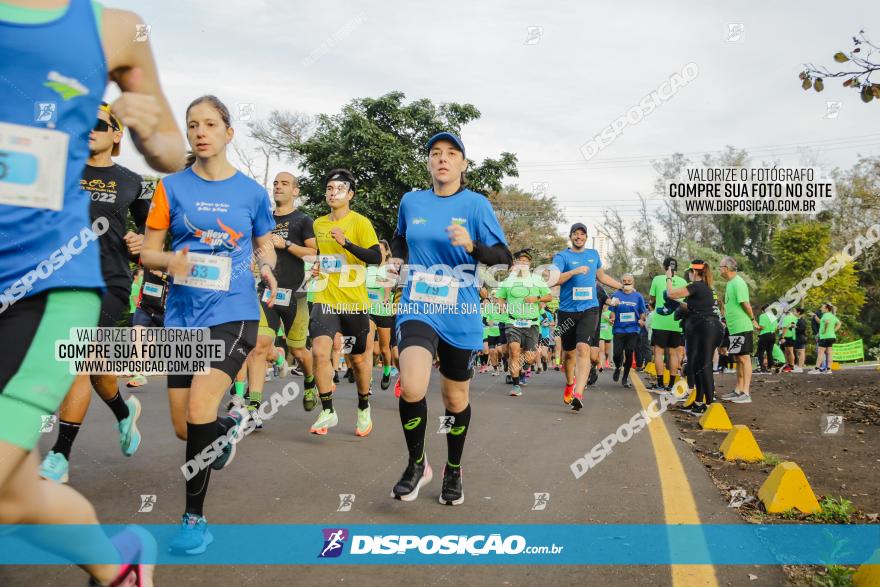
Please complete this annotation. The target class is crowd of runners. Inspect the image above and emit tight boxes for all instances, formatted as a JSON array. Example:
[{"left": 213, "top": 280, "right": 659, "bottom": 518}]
[{"left": 0, "top": 1, "right": 856, "bottom": 584}]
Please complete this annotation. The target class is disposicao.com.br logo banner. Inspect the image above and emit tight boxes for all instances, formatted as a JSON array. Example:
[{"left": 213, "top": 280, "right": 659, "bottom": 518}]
[{"left": 1, "top": 525, "right": 878, "bottom": 565}]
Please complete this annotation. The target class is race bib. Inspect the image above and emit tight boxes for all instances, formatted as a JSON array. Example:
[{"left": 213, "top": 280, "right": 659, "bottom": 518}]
[
  {"left": 728, "top": 335, "right": 745, "bottom": 354},
  {"left": 0, "top": 121, "right": 69, "bottom": 210},
  {"left": 262, "top": 287, "right": 292, "bottom": 306},
  {"left": 513, "top": 319, "right": 532, "bottom": 328},
  {"left": 318, "top": 254, "right": 344, "bottom": 273},
  {"left": 572, "top": 286, "right": 593, "bottom": 301},
  {"left": 142, "top": 283, "right": 164, "bottom": 298},
  {"left": 367, "top": 290, "right": 381, "bottom": 303},
  {"left": 620, "top": 312, "right": 636, "bottom": 323},
  {"left": 175, "top": 252, "right": 231, "bottom": 291},
  {"left": 410, "top": 272, "right": 459, "bottom": 305}
]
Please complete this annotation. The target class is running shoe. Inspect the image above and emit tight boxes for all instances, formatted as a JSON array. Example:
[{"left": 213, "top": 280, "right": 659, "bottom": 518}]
[
  {"left": 394, "top": 378, "right": 402, "bottom": 398},
  {"left": 355, "top": 407, "right": 373, "bottom": 437},
  {"left": 390, "top": 367, "right": 399, "bottom": 378},
  {"left": 302, "top": 379, "right": 318, "bottom": 412},
  {"left": 553, "top": 365, "right": 560, "bottom": 371},
  {"left": 720, "top": 390, "right": 742, "bottom": 401},
  {"left": 439, "top": 464, "right": 464, "bottom": 506},
  {"left": 505, "top": 374, "right": 513, "bottom": 384},
  {"left": 587, "top": 366, "right": 599, "bottom": 386},
  {"left": 723, "top": 368, "right": 736, "bottom": 374},
  {"left": 277, "top": 358, "right": 291, "bottom": 379},
  {"left": 621, "top": 380, "right": 632, "bottom": 389},
  {"left": 729, "top": 393, "right": 753, "bottom": 404},
  {"left": 491, "top": 368, "right": 498, "bottom": 376},
  {"left": 345, "top": 369, "right": 356, "bottom": 383},
  {"left": 105, "top": 525, "right": 157, "bottom": 586},
  {"left": 118, "top": 396, "right": 143, "bottom": 457},
  {"left": 247, "top": 400, "right": 263, "bottom": 430},
  {"left": 571, "top": 394, "right": 584, "bottom": 412},
  {"left": 333, "top": 370, "right": 340, "bottom": 384},
  {"left": 126, "top": 375, "right": 148, "bottom": 388},
  {"left": 822, "top": 369, "right": 833, "bottom": 375},
  {"left": 792, "top": 366, "right": 804, "bottom": 373},
  {"left": 168, "top": 513, "right": 213, "bottom": 555},
  {"left": 518, "top": 373, "right": 528, "bottom": 387},
  {"left": 227, "top": 393, "right": 246, "bottom": 412},
  {"left": 310, "top": 409, "right": 338, "bottom": 435},
  {"left": 563, "top": 383, "right": 574, "bottom": 405},
  {"left": 809, "top": 368, "right": 825, "bottom": 374},
  {"left": 212, "top": 406, "right": 248, "bottom": 470},
  {"left": 509, "top": 385, "right": 522, "bottom": 397},
  {"left": 685, "top": 403, "right": 707, "bottom": 416},
  {"left": 381, "top": 371, "right": 391, "bottom": 390},
  {"left": 39, "top": 451, "right": 69, "bottom": 484},
  {"left": 612, "top": 367, "right": 621, "bottom": 382},
  {"left": 391, "top": 456, "right": 432, "bottom": 501},
  {"left": 290, "top": 363, "right": 304, "bottom": 377}
]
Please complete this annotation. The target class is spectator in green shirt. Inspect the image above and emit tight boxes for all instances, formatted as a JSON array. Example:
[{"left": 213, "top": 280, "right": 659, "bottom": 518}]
[
  {"left": 811, "top": 302, "right": 841, "bottom": 374},
  {"left": 718, "top": 257, "right": 759, "bottom": 404}
]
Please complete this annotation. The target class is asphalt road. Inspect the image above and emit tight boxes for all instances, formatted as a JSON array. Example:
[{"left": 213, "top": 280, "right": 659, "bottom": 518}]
[{"left": 1, "top": 366, "right": 787, "bottom": 586}]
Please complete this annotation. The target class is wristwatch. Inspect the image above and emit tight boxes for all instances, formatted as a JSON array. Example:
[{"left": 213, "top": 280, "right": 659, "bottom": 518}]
[{"left": 285, "top": 240, "right": 294, "bottom": 248}]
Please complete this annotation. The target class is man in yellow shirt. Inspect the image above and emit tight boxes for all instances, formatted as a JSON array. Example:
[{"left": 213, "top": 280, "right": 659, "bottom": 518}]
[{"left": 309, "top": 169, "right": 381, "bottom": 437}]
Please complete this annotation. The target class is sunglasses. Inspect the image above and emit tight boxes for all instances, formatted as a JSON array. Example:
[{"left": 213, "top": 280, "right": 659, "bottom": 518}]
[{"left": 93, "top": 119, "right": 118, "bottom": 133}]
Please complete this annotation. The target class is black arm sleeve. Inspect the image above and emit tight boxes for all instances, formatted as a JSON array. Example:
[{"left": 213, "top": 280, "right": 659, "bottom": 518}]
[
  {"left": 343, "top": 242, "right": 381, "bottom": 265},
  {"left": 390, "top": 231, "right": 408, "bottom": 262},
  {"left": 469, "top": 241, "right": 512, "bottom": 266}
]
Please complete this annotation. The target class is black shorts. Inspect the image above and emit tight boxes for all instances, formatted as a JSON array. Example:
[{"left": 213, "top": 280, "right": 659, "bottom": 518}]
[
  {"left": 781, "top": 337, "right": 795, "bottom": 348},
  {"left": 259, "top": 292, "right": 297, "bottom": 336},
  {"left": 397, "top": 319, "right": 478, "bottom": 382},
  {"left": 651, "top": 329, "right": 683, "bottom": 349},
  {"left": 486, "top": 335, "right": 501, "bottom": 349},
  {"left": 725, "top": 331, "right": 754, "bottom": 356},
  {"left": 557, "top": 307, "right": 600, "bottom": 352},
  {"left": 795, "top": 337, "right": 807, "bottom": 350},
  {"left": 818, "top": 338, "right": 836, "bottom": 348},
  {"left": 309, "top": 303, "right": 370, "bottom": 355},
  {"left": 167, "top": 320, "right": 257, "bottom": 388},
  {"left": 498, "top": 322, "right": 508, "bottom": 345},
  {"left": 98, "top": 286, "right": 130, "bottom": 328},
  {"left": 370, "top": 313, "right": 394, "bottom": 330}
]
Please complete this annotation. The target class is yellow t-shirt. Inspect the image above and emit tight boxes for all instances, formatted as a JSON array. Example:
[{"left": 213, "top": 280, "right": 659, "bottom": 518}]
[{"left": 312, "top": 210, "right": 379, "bottom": 311}]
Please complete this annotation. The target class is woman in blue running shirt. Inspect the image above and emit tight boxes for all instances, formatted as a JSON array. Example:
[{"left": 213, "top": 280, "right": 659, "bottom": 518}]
[
  {"left": 388, "top": 132, "right": 511, "bottom": 506},
  {"left": 142, "top": 95, "right": 276, "bottom": 555}
]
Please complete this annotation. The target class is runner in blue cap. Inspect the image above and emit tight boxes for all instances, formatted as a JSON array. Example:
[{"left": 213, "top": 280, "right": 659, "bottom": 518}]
[{"left": 388, "top": 131, "right": 511, "bottom": 506}]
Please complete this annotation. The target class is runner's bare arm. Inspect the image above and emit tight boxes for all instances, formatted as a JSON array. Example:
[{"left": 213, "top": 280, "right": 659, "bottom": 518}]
[
  {"left": 596, "top": 268, "right": 622, "bottom": 290},
  {"left": 102, "top": 8, "right": 185, "bottom": 173}
]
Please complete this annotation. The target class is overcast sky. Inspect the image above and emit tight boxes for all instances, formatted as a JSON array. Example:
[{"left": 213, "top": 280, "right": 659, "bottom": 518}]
[{"left": 109, "top": 0, "right": 880, "bottom": 235}]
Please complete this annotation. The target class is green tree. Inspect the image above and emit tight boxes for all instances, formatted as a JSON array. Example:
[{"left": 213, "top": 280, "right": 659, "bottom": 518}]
[
  {"left": 253, "top": 92, "right": 518, "bottom": 239},
  {"left": 767, "top": 222, "right": 866, "bottom": 321},
  {"left": 489, "top": 185, "right": 567, "bottom": 265}
]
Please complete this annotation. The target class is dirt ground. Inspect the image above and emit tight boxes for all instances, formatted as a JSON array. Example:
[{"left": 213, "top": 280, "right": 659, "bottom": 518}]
[
  {"left": 667, "top": 366, "right": 880, "bottom": 517},
  {"left": 665, "top": 366, "right": 880, "bottom": 585}
]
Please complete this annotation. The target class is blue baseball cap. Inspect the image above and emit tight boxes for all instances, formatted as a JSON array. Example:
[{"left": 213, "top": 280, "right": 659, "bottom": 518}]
[{"left": 426, "top": 132, "right": 466, "bottom": 157}]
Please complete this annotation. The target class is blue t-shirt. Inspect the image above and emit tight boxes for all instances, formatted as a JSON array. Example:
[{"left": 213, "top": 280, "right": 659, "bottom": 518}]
[
  {"left": 610, "top": 290, "right": 647, "bottom": 334},
  {"left": 552, "top": 248, "right": 603, "bottom": 312},
  {"left": 0, "top": 0, "right": 106, "bottom": 307},
  {"left": 395, "top": 188, "right": 507, "bottom": 350},
  {"left": 146, "top": 168, "right": 275, "bottom": 328}
]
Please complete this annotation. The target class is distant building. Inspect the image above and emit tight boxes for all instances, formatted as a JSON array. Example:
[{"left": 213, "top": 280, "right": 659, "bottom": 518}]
[{"left": 591, "top": 232, "right": 611, "bottom": 267}]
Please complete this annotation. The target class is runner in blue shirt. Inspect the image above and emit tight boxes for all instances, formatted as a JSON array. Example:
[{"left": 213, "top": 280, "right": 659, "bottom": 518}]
[
  {"left": 551, "top": 223, "right": 623, "bottom": 411},
  {"left": 388, "top": 132, "right": 511, "bottom": 506},
  {"left": 0, "top": 2, "right": 183, "bottom": 585},
  {"left": 608, "top": 273, "right": 647, "bottom": 388},
  {"left": 142, "top": 95, "right": 276, "bottom": 555}
]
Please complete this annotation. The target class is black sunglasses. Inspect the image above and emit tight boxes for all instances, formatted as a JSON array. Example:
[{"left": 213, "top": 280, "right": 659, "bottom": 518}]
[{"left": 93, "top": 119, "right": 118, "bottom": 133}]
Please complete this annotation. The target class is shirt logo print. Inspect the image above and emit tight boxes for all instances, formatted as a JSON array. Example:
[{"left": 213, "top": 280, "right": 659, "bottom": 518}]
[{"left": 183, "top": 215, "right": 243, "bottom": 250}]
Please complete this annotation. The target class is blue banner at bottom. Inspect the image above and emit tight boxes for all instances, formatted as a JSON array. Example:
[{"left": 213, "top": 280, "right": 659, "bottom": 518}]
[{"left": 0, "top": 524, "right": 878, "bottom": 565}]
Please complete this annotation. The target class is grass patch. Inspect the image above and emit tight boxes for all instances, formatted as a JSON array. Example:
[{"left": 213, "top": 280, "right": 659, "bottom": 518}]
[
  {"left": 762, "top": 452, "right": 782, "bottom": 466},
  {"left": 812, "top": 565, "right": 854, "bottom": 587},
  {"left": 810, "top": 496, "right": 856, "bottom": 524}
]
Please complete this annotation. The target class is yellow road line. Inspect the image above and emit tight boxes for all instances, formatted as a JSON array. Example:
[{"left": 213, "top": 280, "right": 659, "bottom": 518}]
[{"left": 631, "top": 373, "right": 719, "bottom": 587}]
